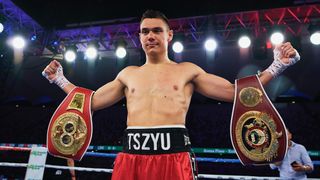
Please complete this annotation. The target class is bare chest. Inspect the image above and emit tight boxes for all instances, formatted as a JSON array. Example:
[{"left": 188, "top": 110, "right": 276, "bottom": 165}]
[{"left": 125, "top": 68, "right": 188, "bottom": 97}]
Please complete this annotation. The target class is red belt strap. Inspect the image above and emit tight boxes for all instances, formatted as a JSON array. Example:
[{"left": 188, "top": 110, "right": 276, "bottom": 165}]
[
  {"left": 230, "top": 75, "right": 288, "bottom": 165},
  {"left": 47, "top": 87, "right": 94, "bottom": 161}
]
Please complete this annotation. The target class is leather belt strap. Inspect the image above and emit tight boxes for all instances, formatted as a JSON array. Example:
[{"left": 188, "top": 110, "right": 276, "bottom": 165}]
[
  {"left": 47, "top": 87, "right": 94, "bottom": 161},
  {"left": 230, "top": 75, "right": 288, "bottom": 165}
]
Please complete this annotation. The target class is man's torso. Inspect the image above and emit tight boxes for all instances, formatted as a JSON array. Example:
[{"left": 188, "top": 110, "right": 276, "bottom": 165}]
[{"left": 119, "top": 62, "right": 199, "bottom": 126}]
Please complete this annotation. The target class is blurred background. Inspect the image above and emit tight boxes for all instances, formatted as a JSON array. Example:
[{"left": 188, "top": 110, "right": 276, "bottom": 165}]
[{"left": 0, "top": 0, "right": 319, "bottom": 179}]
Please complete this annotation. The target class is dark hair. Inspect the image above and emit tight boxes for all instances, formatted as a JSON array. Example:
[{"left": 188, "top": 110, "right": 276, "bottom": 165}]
[{"left": 140, "top": 10, "right": 170, "bottom": 29}]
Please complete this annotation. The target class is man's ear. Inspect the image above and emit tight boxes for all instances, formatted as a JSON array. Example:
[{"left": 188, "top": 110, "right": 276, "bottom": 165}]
[{"left": 168, "top": 30, "right": 173, "bottom": 42}]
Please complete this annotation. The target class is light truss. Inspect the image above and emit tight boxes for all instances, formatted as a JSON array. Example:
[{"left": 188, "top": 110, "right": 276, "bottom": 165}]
[
  {"left": 53, "top": 4, "right": 320, "bottom": 52},
  {"left": 1, "top": 0, "right": 320, "bottom": 54},
  {"left": 0, "top": 0, "right": 43, "bottom": 34}
]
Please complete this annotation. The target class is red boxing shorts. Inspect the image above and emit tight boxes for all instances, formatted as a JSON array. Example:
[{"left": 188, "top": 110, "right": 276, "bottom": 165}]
[{"left": 111, "top": 125, "right": 198, "bottom": 180}]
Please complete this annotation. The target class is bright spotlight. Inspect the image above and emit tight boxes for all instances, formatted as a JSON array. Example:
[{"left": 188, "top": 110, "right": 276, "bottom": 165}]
[
  {"left": 116, "top": 46, "right": 127, "bottom": 58},
  {"left": 0, "top": 23, "right": 4, "bottom": 33},
  {"left": 238, "top": 36, "right": 251, "bottom": 48},
  {"left": 85, "top": 46, "right": 98, "bottom": 60},
  {"left": 10, "top": 35, "right": 26, "bottom": 49},
  {"left": 270, "top": 32, "right": 284, "bottom": 45},
  {"left": 64, "top": 50, "right": 76, "bottom": 62},
  {"left": 172, "top": 41, "right": 184, "bottom": 53},
  {"left": 204, "top": 38, "right": 217, "bottom": 51},
  {"left": 310, "top": 32, "right": 320, "bottom": 45}
]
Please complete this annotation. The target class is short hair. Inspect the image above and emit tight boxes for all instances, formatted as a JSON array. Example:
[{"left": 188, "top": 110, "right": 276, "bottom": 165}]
[{"left": 140, "top": 10, "right": 170, "bottom": 29}]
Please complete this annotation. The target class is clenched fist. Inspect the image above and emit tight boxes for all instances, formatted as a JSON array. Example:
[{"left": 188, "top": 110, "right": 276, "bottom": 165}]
[{"left": 42, "top": 60, "right": 70, "bottom": 88}]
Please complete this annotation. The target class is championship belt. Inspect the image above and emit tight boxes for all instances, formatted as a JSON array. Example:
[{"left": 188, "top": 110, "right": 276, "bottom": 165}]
[
  {"left": 230, "top": 75, "right": 288, "bottom": 165},
  {"left": 47, "top": 87, "right": 94, "bottom": 161}
]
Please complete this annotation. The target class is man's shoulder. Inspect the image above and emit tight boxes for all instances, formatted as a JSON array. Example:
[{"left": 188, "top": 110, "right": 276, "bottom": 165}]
[
  {"left": 121, "top": 65, "right": 140, "bottom": 73},
  {"left": 117, "top": 65, "right": 140, "bottom": 79},
  {"left": 292, "top": 141, "right": 307, "bottom": 151},
  {"left": 177, "top": 61, "right": 196, "bottom": 66},
  {"left": 123, "top": 65, "right": 140, "bottom": 70},
  {"left": 176, "top": 61, "right": 201, "bottom": 70},
  {"left": 177, "top": 62, "right": 205, "bottom": 75}
]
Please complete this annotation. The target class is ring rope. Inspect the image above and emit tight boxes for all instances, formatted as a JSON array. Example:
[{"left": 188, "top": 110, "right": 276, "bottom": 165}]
[
  {"left": 2, "top": 143, "right": 320, "bottom": 157},
  {"left": 1, "top": 159, "right": 319, "bottom": 179},
  {"left": 0, "top": 162, "right": 113, "bottom": 173},
  {"left": 0, "top": 162, "right": 282, "bottom": 179},
  {"left": 1, "top": 146, "right": 320, "bottom": 165}
]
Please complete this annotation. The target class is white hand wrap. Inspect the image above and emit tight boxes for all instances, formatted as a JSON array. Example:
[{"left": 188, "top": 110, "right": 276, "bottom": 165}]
[
  {"left": 265, "top": 48, "right": 301, "bottom": 77},
  {"left": 42, "top": 65, "right": 70, "bottom": 89}
]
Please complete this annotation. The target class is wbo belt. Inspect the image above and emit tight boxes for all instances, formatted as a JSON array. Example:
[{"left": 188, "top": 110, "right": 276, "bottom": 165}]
[
  {"left": 230, "top": 75, "right": 288, "bottom": 165},
  {"left": 47, "top": 87, "right": 94, "bottom": 161},
  {"left": 122, "top": 127, "right": 192, "bottom": 155}
]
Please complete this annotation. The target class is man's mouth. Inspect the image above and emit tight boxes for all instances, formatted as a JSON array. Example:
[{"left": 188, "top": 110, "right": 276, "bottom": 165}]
[{"left": 146, "top": 43, "right": 158, "bottom": 47}]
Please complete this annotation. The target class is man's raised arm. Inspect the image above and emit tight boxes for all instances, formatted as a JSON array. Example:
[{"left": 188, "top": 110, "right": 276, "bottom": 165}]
[
  {"left": 192, "top": 42, "right": 300, "bottom": 102},
  {"left": 42, "top": 60, "right": 75, "bottom": 94},
  {"left": 42, "top": 60, "right": 126, "bottom": 111},
  {"left": 258, "top": 42, "right": 300, "bottom": 85}
]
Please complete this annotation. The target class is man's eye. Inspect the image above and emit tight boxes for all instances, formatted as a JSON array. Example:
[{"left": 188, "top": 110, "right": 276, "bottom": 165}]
[
  {"left": 141, "top": 29, "right": 149, "bottom": 35},
  {"left": 153, "top": 28, "right": 163, "bottom": 33}
]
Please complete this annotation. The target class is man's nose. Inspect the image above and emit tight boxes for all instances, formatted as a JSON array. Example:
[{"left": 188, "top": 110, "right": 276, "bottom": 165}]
[
  {"left": 147, "top": 36, "right": 155, "bottom": 42},
  {"left": 146, "top": 32, "right": 156, "bottom": 40}
]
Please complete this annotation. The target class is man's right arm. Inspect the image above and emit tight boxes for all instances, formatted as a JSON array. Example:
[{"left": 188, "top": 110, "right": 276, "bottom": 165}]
[
  {"left": 91, "top": 77, "right": 125, "bottom": 111},
  {"left": 42, "top": 60, "right": 76, "bottom": 94},
  {"left": 42, "top": 60, "right": 127, "bottom": 111}
]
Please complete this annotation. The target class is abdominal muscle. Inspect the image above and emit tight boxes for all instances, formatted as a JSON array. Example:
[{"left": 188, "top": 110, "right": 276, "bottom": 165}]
[{"left": 126, "top": 91, "right": 191, "bottom": 127}]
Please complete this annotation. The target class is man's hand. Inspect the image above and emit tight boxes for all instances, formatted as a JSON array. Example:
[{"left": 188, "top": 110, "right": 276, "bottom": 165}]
[
  {"left": 274, "top": 42, "right": 299, "bottom": 65},
  {"left": 42, "top": 60, "right": 70, "bottom": 89},
  {"left": 266, "top": 42, "right": 300, "bottom": 77},
  {"left": 291, "top": 162, "right": 307, "bottom": 172},
  {"left": 42, "top": 60, "right": 62, "bottom": 83}
]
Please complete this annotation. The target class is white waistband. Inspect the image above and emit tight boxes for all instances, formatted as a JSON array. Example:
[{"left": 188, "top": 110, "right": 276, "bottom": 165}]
[{"left": 127, "top": 125, "right": 185, "bottom": 129}]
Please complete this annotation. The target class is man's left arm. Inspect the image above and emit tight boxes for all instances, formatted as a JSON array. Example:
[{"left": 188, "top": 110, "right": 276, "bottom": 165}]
[
  {"left": 300, "top": 145, "right": 314, "bottom": 172},
  {"left": 292, "top": 145, "right": 314, "bottom": 172},
  {"left": 193, "top": 42, "right": 300, "bottom": 102},
  {"left": 259, "top": 42, "right": 300, "bottom": 86},
  {"left": 192, "top": 69, "right": 235, "bottom": 102}
]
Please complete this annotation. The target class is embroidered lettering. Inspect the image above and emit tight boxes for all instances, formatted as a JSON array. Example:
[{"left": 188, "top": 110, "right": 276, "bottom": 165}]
[
  {"left": 141, "top": 133, "right": 150, "bottom": 150},
  {"left": 127, "top": 132, "right": 171, "bottom": 151}
]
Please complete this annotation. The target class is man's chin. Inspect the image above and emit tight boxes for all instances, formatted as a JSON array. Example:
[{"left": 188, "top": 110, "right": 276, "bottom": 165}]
[
  {"left": 146, "top": 46, "right": 158, "bottom": 50},
  {"left": 147, "top": 48, "right": 159, "bottom": 53},
  {"left": 147, "top": 51, "right": 158, "bottom": 56}
]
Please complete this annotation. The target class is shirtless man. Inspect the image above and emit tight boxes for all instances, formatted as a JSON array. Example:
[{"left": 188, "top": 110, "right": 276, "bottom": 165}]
[{"left": 43, "top": 10, "right": 300, "bottom": 180}]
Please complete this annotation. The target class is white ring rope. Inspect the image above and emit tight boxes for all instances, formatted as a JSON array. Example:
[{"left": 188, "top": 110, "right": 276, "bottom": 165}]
[
  {"left": 0, "top": 162, "right": 113, "bottom": 173},
  {"left": 2, "top": 161, "right": 320, "bottom": 179},
  {"left": 0, "top": 162, "right": 282, "bottom": 179},
  {"left": 2, "top": 146, "right": 318, "bottom": 179}
]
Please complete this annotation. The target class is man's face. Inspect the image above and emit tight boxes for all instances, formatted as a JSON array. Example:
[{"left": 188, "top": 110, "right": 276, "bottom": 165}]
[{"left": 139, "top": 18, "right": 173, "bottom": 55}]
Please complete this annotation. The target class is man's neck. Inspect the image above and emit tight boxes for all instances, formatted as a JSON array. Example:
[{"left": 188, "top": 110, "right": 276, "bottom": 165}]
[{"left": 145, "top": 54, "right": 171, "bottom": 65}]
